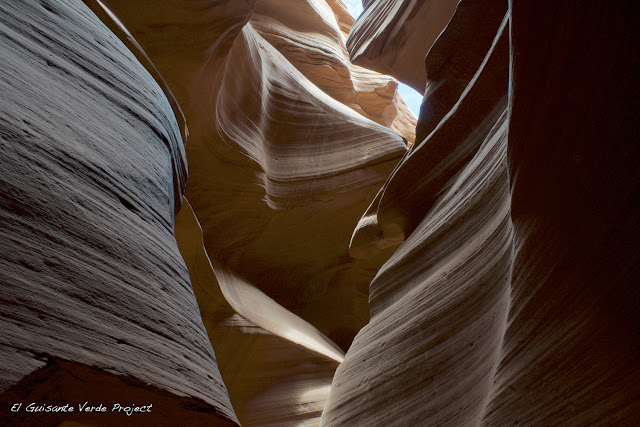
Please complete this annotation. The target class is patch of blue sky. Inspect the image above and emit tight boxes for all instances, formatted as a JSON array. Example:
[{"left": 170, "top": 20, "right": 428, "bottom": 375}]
[
  {"left": 342, "top": 0, "right": 363, "bottom": 18},
  {"left": 397, "top": 83, "right": 422, "bottom": 116}
]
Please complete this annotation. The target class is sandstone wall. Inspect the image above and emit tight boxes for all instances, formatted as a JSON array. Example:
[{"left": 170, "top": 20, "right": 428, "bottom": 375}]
[
  {"left": 322, "top": 0, "right": 640, "bottom": 425},
  {"left": 1, "top": 0, "right": 415, "bottom": 425},
  {"left": 0, "top": 0, "right": 237, "bottom": 424},
  {"left": 2, "top": 0, "right": 638, "bottom": 425}
]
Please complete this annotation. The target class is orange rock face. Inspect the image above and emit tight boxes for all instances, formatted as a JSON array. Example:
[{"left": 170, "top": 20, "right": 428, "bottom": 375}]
[
  {"left": 174, "top": 201, "right": 343, "bottom": 425},
  {"left": 250, "top": 0, "right": 416, "bottom": 142},
  {"left": 16, "top": 0, "right": 412, "bottom": 424}
]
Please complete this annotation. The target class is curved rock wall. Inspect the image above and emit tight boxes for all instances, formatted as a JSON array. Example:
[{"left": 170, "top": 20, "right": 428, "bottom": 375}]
[
  {"left": 483, "top": 1, "right": 640, "bottom": 424},
  {"left": 251, "top": 0, "right": 416, "bottom": 142},
  {"left": 323, "top": 0, "right": 640, "bottom": 425},
  {"left": 175, "top": 201, "right": 343, "bottom": 425},
  {"left": 415, "top": 0, "right": 507, "bottom": 142},
  {"left": 3, "top": 0, "right": 638, "bottom": 425},
  {"left": 0, "top": 0, "right": 236, "bottom": 424},
  {"left": 323, "top": 12, "right": 512, "bottom": 425},
  {"left": 99, "top": 0, "right": 414, "bottom": 425},
  {"left": 100, "top": 0, "right": 411, "bottom": 350},
  {"left": 347, "top": 0, "right": 458, "bottom": 92}
]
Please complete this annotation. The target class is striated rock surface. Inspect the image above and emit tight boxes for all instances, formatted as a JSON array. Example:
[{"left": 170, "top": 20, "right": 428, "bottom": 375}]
[
  {"left": 482, "top": 1, "right": 640, "bottom": 424},
  {"left": 101, "top": 0, "right": 412, "bottom": 424},
  {"left": 4, "top": 0, "right": 638, "bottom": 425},
  {"left": 347, "top": 0, "right": 458, "bottom": 92},
  {"left": 250, "top": 0, "right": 417, "bottom": 142},
  {"left": 324, "top": 0, "right": 640, "bottom": 425},
  {"left": 0, "top": 0, "right": 236, "bottom": 424},
  {"left": 102, "top": 0, "right": 410, "bottom": 348},
  {"left": 415, "top": 0, "right": 507, "bottom": 142},
  {"left": 324, "top": 12, "right": 512, "bottom": 425}
]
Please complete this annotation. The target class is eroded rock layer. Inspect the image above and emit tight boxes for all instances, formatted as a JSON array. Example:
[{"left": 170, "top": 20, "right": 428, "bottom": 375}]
[
  {"left": 0, "top": 0, "right": 236, "bottom": 424},
  {"left": 415, "top": 0, "right": 507, "bottom": 142},
  {"left": 176, "top": 197, "right": 357, "bottom": 426},
  {"left": 101, "top": 0, "right": 413, "bottom": 424},
  {"left": 483, "top": 1, "right": 640, "bottom": 424},
  {"left": 4, "top": 0, "right": 636, "bottom": 424},
  {"left": 102, "top": 0, "right": 410, "bottom": 348},
  {"left": 323, "top": 13, "right": 512, "bottom": 425},
  {"left": 175, "top": 201, "right": 343, "bottom": 426},
  {"left": 251, "top": 0, "right": 417, "bottom": 142},
  {"left": 323, "top": 0, "right": 640, "bottom": 425},
  {"left": 185, "top": 20, "right": 407, "bottom": 361},
  {"left": 347, "top": 0, "right": 458, "bottom": 92}
]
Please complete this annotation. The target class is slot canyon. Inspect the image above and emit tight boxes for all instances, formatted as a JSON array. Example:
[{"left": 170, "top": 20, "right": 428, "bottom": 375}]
[{"left": 1, "top": 0, "right": 638, "bottom": 425}]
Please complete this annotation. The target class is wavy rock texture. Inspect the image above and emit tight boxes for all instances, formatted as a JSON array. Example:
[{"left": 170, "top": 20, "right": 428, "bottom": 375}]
[
  {"left": 251, "top": 0, "right": 417, "bottom": 143},
  {"left": 415, "top": 0, "right": 507, "bottom": 142},
  {"left": 212, "top": 314, "right": 340, "bottom": 426},
  {"left": 323, "top": 0, "right": 640, "bottom": 425},
  {"left": 324, "top": 12, "right": 512, "bottom": 425},
  {"left": 0, "top": 0, "right": 236, "bottom": 425},
  {"left": 175, "top": 201, "right": 343, "bottom": 425},
  {"left": 209, "top": 267, "right": 343, "bottom": 426},
  {"left": 182, "top": 10, "right": 406, "bottom": 362},
  {"left": 482, "top": 1, "right": 640, "bottom": 424},
  {"left": 180, "top": 15, "right": 407, "bottom": 425},
  {"left": 347, "top": 0, "right": 458, "bottom": 92},
  {"left": 102, "top": 0, "right": 409, "bottom": 346},
  {"left": 101, "top": 0, "right": 410, "bottom": 425},
  {"left": 5, "top": 0, "right": 636, "bottom": 425}
]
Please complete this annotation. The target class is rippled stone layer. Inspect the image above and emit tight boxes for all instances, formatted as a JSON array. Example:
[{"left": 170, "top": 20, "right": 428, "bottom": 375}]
[
  {"left": 101, "top": 1, "right": 411, "bottom": 425},
  {"left": 323, "top": 1, "right": 640, "bottom": 425},
  {"left": 251, "top": 0, "right": 417, "bottom": 142},
  {"left": 323, "top": 14, "right": 511, "bottom": 425},
  {"left": 346, "top": 0, "right": 457, "bottom": 92},
  {"left": 7, "top": 1, "right": 634, "bottom": 425},
  {"left": 0, "top": 0, "right": 236, "bottom": 424}
]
